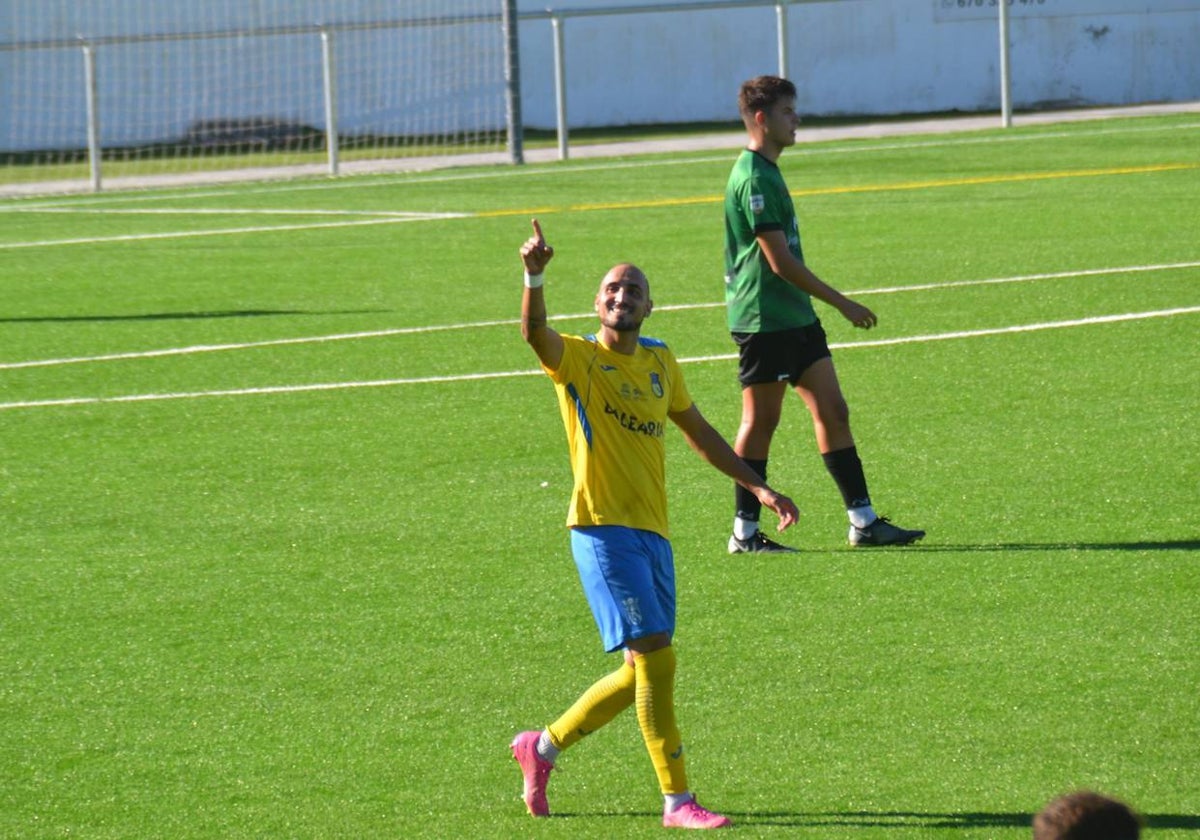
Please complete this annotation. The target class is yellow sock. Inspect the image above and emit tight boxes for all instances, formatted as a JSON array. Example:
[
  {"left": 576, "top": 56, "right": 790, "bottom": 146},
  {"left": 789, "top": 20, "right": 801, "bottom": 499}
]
[
  {"left": 547, "top": 660, "right": 636, "bottom": 750},
  {"left": 633, "top": 646, "right": 689, "bottom": 795}
]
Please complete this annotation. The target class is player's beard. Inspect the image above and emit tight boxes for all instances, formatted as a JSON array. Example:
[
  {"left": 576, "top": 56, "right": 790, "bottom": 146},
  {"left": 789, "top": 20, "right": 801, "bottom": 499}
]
[{"left": 604, "top": 311, "right": 642, "bottom": 332}]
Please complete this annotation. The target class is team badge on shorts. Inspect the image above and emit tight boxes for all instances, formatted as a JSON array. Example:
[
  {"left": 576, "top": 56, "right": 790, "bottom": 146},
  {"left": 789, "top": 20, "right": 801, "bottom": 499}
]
[{"left": 623, "top": 597, "right": 643, "bottom": 625}]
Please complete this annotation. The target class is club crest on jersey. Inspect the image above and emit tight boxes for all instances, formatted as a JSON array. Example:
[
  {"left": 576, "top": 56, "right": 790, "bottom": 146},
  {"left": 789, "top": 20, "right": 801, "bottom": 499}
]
[
  {"left": 649, "top": 372, "right": 664, "bottom": 398},
  {"left": 750, "top": 194, "right": 765, "bottom": 214}
]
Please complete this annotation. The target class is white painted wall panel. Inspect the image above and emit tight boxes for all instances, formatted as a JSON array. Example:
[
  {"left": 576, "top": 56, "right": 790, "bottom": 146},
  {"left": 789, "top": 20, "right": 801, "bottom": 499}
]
[{"left": 2, "top": 0, "right": 1197, "bottom": 151}]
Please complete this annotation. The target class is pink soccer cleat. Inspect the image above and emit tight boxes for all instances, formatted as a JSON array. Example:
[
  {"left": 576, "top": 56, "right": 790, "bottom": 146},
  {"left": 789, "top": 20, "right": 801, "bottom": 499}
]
[
  {"left": 663, "top": 798, "right": 732, "bottom": 829},
  {"left": 510, "top": 730, "right": 553, "bottom": 817}
]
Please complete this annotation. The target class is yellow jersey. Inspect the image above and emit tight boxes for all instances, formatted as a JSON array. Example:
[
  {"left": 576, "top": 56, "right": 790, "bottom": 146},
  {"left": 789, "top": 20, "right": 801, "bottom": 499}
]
[{"left": 543, "top": 333, "right": 694, "bottom": 539}]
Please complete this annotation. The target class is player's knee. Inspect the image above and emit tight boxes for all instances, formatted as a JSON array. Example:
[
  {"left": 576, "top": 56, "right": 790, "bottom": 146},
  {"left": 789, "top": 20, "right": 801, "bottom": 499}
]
[
  {"left": 741, "top": 412, "right": 782, "bottom": 437},
  {"left": 821, "top": 398, "right": 850, "bottom": 430},
  {"left": 627, "top": 633, "right": 672, "bottom": 655}
]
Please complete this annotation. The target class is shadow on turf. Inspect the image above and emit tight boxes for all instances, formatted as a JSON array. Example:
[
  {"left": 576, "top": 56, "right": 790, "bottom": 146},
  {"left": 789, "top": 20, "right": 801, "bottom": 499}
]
[
  {"left": 739, "top": 811, "right": 1200, "bottom": 830},
  {"left": 0, "top": 308, "right": 385, "bottom": 323},
  {"left": 549, "top": 810, "right": 1200, "bottom": 830},
  {"left": 861, "top": 539, "right": 1200, "bottom": 552}
]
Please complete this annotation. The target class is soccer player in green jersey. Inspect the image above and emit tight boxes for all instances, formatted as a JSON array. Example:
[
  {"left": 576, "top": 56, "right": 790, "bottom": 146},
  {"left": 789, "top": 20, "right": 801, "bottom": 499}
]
[
  {"left": 723, "top": 75, "right": 924, "bottom": 552},
  {"left": 510, "top": 219, "right": 799, "bottom": 829}
]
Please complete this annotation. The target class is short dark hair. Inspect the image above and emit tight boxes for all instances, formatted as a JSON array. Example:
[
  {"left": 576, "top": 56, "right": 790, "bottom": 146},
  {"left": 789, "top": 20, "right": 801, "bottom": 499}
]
[
  {"left": 1033, "top": 791, "right": 1141, "bottom": 840},
  {"left": 738, "top": 75, "right": 797, "bottom": 119}
]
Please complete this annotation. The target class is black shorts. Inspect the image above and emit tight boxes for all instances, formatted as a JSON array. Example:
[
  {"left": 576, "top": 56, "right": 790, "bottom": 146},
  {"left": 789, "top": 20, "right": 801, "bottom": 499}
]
[{"left": 733, "top": 322, "right": 832, "bottom": 387}]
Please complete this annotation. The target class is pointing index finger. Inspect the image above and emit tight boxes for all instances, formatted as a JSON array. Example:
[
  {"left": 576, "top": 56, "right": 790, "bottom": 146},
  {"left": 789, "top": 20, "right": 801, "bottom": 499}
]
[{"left": 531, "top": 218, "right": 545, "bottom": 245}]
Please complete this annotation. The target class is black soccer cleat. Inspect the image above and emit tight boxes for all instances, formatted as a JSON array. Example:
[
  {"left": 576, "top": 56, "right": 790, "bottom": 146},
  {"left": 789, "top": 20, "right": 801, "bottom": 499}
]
[
  {"left": 848, "top": 517, "right": 925, "bottom": 547},
  {"left": 728, "top": 531, "right": 800, "bottom": 554}
]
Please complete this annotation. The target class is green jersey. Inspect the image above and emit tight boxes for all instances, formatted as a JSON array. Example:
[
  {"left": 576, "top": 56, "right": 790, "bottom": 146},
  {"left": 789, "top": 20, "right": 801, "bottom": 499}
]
[{"left": 723, "top": 148, "right": 817, "bottom": 333}]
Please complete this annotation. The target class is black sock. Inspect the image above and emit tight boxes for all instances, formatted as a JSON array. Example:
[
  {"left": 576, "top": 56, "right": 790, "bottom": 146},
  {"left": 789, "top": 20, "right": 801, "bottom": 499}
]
[
  {"left": 734, "top": 459, "right": 768, "bottom": 523},
  {"left": 822, "top": 446, "right": 871, "bottom": 511}
]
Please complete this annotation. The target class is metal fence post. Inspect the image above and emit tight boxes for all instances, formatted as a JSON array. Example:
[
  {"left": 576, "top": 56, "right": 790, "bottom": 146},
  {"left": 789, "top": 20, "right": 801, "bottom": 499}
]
[
  {"left": 81, "top": 40, "right": 102, "bottom": 191},
  {"left": 776, "top": 1, "right": 789, "bottom": 79},
  {"left": 320, "top": 29, "right": 340, "bottom": 176},
  {"left": 552, "top": 14, "right": 569, "bottom": 160},
  {"left": 998, "top": 0, "right": 1012, "bottom": 127},
  {"left": 503, "top": 0, "right": 525, "bottom": 164}
]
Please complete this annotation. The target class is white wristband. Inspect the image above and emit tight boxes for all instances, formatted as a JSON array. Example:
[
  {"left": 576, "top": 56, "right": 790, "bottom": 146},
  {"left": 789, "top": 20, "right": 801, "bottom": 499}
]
[{"left": 524, "top": 271, "right": 544, "bottom": 289}]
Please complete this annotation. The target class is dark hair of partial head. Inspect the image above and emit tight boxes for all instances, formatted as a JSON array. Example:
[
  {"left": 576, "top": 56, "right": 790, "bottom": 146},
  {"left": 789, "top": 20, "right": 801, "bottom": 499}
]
[
  {"left": 738, "top": 75, "right": 797, "bottom": 119},
  {"left": 1032, "top": 791, "right": 1140, "bottom": 840}
]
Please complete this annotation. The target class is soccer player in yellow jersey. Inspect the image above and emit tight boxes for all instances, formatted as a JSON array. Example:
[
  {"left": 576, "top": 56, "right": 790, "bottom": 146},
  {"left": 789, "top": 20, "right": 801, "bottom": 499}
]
[{"left": 510, "top": 220, "right": 798, "bottom": 830}]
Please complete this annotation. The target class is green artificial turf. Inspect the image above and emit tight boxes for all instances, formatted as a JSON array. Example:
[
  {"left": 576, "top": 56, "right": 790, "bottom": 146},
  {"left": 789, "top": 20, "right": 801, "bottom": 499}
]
[{"left": 2, "top": 113, "right": 1198, "bottom": 838}]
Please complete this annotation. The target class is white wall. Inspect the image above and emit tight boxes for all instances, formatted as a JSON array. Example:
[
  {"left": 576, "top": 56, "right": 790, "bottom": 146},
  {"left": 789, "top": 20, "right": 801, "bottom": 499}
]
[
  {"left": 514, "top": 0, "right": 1200, "bottom": 128},
  {"left": 2, "top": 0, "right": 1198, "bottom": 152}
]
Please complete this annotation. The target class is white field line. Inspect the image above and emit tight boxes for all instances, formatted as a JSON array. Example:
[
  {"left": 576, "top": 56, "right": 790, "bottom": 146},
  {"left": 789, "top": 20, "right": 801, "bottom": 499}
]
[
  {"left": 3, "top": 260, "right": 1197, "bottom": 371},
  {"left": 0, "top": 211, "right": 468, "bottom": 249},
  {"left": 1, "top": 306, "right": 1196, "bottom": 412},
  {"left": 9, "top": 207, "right": 461, "bottom": 217},
  {"left": 0, "top": 319, "right": 521, "bottom": 370},
  {"left": 5, "top": 159, "right": 1195, "bottom": 250},
  {"left": 685, "top": 306, "right": 1200, "bottom": 359}
]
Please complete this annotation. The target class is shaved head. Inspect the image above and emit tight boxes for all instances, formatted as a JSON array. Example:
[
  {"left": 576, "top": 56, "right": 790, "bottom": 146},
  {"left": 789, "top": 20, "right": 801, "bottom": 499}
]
[
  {"left": 598, "top": 263, "right": 650, "bottom": 296},
  {"left": 594, "top": 262, "right": 653, "bottom": 335}
]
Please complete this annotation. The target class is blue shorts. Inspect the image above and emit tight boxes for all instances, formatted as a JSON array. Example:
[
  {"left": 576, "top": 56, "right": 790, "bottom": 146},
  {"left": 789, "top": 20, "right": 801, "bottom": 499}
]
[{"left": 570, "top": 525, "right": 676, "bottom": 653}]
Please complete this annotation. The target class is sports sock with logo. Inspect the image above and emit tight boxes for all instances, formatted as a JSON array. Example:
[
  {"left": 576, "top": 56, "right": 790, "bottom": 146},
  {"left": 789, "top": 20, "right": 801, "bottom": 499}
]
[
  {"left": 821, "top": 446, "right": 876, "bottom": 526},
  {"left": 546, "top": 660, "right": 636, "bottom": 751},
  {"left": 632, "top": 646, "right": 689, "bottom": 795},
  {"left": 733, "top": 458, "right": 768, "bottom": 537}
]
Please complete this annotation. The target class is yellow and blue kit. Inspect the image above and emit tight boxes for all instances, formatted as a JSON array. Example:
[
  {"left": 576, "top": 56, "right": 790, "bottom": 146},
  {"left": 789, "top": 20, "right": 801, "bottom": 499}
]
[{"left": 542, "top": 333, "right": 694, "bottom": 541}]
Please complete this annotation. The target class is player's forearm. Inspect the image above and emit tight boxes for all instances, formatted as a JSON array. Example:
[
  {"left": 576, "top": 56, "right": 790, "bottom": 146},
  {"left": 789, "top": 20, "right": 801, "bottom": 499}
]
[
  {"left": 518, "top": 219, "right": 562, "bottom": 363},
  {"left": 520, "top": 276, "right": 564, "bottom": 368},
  {"left": 675, "top": 406, "right": 796, "bottom": 526},
  {"left": 521, "top": 284, "right": 549, "bottom": 345},
  {"left": 759, "top": 231, "right": 850, "bottom": 309},
  {"left": 683, "top": 418, "right": 770, "bottom": 492},
  {"left": 778, "top": 257, "right": 850, "bottom": 310}
]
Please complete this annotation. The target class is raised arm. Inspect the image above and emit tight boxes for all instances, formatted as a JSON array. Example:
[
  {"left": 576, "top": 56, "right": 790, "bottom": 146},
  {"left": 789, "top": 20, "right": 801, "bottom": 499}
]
[
  {"left": 669, "top": 403, "right": 799, "bottom": 531},
  {"left": 520, "top": 218, "right": 564, "bottom": 370},
  {"left": 757, "top": 230, "right": 878, "bottom": 330}
]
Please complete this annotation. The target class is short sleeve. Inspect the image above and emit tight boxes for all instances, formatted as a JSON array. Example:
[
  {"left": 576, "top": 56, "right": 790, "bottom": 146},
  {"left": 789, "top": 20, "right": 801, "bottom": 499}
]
[{"left": 666, "top": 352, "right": 693, "bottom": 414}]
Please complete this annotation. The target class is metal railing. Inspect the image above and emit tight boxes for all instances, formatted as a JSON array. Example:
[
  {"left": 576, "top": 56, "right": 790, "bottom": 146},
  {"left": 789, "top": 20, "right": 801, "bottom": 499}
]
[
  {"left": 1, "top": 0, "right": 1020, "bottom": 192},
  {"left": 1, "top": 11, "right": 513, "bottom": 191},
  {"left": 532, "top": 0, "right": 802, "bottom": 160}
]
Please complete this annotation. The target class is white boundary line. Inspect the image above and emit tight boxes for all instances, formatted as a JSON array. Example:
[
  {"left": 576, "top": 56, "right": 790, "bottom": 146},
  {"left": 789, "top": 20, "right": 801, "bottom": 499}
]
[
  {"left": 3, "top": 260, "right": 1197, "bottom": 371},
  {"left": 0, "top": 211, "right": 467, "bottom": 250},
  {"left": 1, "top": 306, "right": 1196, "bottom": 412},
  {"left": 686, "top": 307, "right": 1200, "bottom": 358},
  {"left": 4, "top": 157, "right": 1194, "bottom": 250},
  {"left": 7, "top": 207, "right": 457, "bottom": 217}
]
